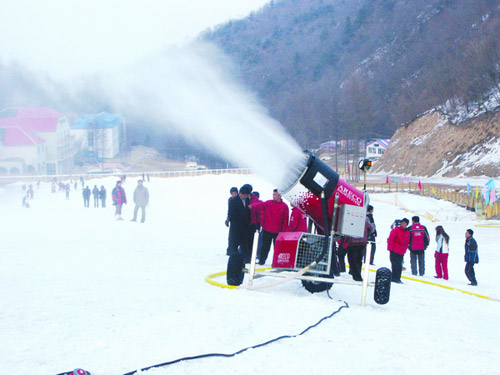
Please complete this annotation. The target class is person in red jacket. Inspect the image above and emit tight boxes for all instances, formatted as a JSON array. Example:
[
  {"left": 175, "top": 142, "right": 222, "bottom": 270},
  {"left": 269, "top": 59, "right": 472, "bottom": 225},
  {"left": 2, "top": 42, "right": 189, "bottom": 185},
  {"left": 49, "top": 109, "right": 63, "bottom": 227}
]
[
  {"left": 287, "top": 206, "right": 307, "bottom": 232},
  {"left": 408, "top": 216, "right": 430, "bottom": 276},
  {"left": 387, "top": 218, "right": 410, "bottom": 283},
  {"left": 250, "top": 189, "right": 289, "bottom": 265}
]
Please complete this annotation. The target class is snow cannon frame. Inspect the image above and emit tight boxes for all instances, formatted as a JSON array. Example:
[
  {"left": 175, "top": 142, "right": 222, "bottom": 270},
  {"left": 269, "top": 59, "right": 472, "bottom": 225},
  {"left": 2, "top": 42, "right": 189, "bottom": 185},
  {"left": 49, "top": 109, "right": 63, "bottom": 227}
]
[{"left": 244, "top": 151, "right": 391, "bottom": 306}]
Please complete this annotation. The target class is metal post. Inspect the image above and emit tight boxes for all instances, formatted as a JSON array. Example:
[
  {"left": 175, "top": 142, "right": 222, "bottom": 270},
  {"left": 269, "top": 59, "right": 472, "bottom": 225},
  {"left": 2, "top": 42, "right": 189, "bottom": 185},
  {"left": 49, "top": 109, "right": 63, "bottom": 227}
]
[
  {"left": 248, "top": 231, "right": 259, "bottom": 286},
  {"left": 361, "top": 242, "right": 372, "bottom": 306}
]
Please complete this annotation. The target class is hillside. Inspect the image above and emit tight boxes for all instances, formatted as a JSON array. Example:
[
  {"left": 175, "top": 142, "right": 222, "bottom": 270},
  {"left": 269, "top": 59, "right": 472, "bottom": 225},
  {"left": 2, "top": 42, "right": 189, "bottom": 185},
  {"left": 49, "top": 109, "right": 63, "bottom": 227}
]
[
  {"left": 204, "top": 0, "right": 500, "bottom": 147},
  {"left": 374, "top": 107, "right": 500, "bottom": 177}
]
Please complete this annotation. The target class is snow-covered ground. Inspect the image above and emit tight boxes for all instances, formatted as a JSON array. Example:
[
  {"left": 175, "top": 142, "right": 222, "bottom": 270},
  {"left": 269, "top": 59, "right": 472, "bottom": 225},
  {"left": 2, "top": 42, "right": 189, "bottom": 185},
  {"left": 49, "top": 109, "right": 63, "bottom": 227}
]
[{"left": 1, "top": 173, "right": 499, "bottom": 375}]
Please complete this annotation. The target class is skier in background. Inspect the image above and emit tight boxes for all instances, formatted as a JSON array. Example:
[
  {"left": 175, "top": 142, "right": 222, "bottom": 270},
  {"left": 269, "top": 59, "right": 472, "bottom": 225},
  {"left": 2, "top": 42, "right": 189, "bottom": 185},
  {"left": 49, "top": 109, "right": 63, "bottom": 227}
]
[
  {"left": 82, "top": 186, "right": 91, "bottom": 208},
  {"left": 92, "top": 185, "right": 99, "bottom": 207},
  {"left": 131, "top": 179, "right": 149, "bottom": 223},
  {"left": 99, "top": 186, "right": 107, "bottom": 208},
  {"left": 112, "top": 180, "right": 127, "bottom": 220}
]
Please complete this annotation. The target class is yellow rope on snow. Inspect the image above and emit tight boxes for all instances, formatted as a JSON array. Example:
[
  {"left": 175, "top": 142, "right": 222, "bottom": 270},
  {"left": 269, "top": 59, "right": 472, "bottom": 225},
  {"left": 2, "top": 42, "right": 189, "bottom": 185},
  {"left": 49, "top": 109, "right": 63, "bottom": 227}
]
[
  {"left": 205, "top": 268, "right": 272, "bottom": 290},
  {"left": 363, "top": 267, "right": 496, "bottom": 302},
  {"left": 205, "top": 271, "right": 238, "bottom": 289},
  {"left": 206, "top": 266, "right": 498, "bottom": 302}
]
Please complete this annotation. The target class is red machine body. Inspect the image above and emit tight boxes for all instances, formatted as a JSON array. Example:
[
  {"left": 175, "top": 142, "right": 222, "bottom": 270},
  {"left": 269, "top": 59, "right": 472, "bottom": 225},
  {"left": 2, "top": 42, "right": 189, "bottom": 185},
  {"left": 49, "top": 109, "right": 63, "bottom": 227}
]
[
  {"left": 272, "top": 232, "right": 302, "bottom": 269},
  {"left": 273, "top": 151, "right": 368, "bottom": 271},
  {"left": 283, "top": 179, "right": 365, "bottom": 233}
]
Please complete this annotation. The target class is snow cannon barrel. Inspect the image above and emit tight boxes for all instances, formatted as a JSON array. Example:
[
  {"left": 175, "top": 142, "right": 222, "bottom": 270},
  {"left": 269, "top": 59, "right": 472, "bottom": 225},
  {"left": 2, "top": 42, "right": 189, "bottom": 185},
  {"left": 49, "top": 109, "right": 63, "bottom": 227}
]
[{"left": 279, "top": 150, "right": 367, "bottom": 233}]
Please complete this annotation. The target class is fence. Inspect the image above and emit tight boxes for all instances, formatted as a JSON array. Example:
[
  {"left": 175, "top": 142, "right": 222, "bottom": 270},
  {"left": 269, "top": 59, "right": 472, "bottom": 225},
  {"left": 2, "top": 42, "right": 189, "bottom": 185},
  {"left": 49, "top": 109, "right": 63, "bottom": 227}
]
[
  {"left": 0, "top": 168, "right": 252, "bottom": 184},
  {"left": 352, "top": 181, "right": 500, "bottom": 220},
  {"left": 2, "top": 169, "right": 498, "bottom": 219}
]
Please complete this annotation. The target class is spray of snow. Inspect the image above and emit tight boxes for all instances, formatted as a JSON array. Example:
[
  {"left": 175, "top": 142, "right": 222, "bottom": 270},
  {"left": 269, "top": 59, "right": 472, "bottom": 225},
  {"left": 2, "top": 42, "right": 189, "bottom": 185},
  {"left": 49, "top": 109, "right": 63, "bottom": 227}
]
[{"left": 104, "top": 42, "right": 303, "bottom": 188}]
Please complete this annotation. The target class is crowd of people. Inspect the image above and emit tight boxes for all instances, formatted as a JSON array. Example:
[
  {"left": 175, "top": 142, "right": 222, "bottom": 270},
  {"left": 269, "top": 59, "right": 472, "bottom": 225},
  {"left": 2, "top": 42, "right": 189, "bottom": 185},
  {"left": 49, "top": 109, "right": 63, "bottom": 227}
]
[
  {"left": 18, "top": 175, "right": 480, "bottom": 287},
  {"left": 224, "top": 184, "right": 306, "bottom": 286},
  {"left": 21, "top": 175, "right": 150, "bottom": 223},
  {"left": 387, "top": 216, "right": 479, "bottom": 286},
  {"left": 89, "top": 178, "right": 150, "bottom": 222},
  {"left": 224, "top": 183, "right": 480, "bottom": 288}
]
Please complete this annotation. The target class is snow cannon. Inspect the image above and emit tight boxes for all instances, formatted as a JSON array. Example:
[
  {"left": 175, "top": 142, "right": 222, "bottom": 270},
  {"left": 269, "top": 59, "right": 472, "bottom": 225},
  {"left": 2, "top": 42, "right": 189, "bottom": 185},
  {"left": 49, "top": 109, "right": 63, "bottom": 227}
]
[
  {"left": 278, "top": 150, "right": 368, "bottom": 237},
  {"left": 246, "top": 150, "right": 391, "bottom": 304}
]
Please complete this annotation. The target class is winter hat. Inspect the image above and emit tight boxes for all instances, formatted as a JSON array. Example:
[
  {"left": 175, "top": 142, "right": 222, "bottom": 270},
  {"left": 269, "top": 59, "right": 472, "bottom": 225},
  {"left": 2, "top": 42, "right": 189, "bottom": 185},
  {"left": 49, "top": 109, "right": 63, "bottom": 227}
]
[{"left": 239, "top": 185, "right": 251, "bottom": 195}]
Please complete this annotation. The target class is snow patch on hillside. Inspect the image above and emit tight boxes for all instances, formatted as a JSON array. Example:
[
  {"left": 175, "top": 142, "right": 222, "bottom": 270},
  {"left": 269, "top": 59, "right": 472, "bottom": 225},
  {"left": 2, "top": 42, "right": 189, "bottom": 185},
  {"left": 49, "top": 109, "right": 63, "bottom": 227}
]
[
  {"left": 434, "top": 137, "right": 500, "bottom": 176},
  {"left": 439, "top": 87, "right": 500, "bottom": 124},
  {"left": 459, "top": 137, "right": 500, "bottom": 167}
]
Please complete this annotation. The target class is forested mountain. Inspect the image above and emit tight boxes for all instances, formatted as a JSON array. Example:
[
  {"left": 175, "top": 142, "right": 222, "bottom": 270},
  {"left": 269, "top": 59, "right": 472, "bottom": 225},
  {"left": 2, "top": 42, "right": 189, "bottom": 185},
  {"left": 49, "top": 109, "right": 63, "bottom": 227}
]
[
  {"left": 203, "top": 0, "right": 500, "bottom": 148},
  {"left": 2, "top": 0, "right": 500, "bottom": 166}
]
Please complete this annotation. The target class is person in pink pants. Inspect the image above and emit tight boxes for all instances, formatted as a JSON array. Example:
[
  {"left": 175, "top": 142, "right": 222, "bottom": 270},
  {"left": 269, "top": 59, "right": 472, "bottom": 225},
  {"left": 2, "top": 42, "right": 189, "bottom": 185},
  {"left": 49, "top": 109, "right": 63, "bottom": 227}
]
[{"left": 434, "top": 226, "right": 449, "bottom": 280}]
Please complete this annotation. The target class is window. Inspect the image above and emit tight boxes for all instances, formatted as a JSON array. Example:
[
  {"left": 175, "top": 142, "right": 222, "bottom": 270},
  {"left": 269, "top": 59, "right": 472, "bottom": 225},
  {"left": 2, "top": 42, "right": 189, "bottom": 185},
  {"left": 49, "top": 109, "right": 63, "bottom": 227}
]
[
  {"left": 88, "top": 131, "right": 94, "bottom": 148},
  {"left": 47, "top": 163, "right": 56, "bottom": 175}
]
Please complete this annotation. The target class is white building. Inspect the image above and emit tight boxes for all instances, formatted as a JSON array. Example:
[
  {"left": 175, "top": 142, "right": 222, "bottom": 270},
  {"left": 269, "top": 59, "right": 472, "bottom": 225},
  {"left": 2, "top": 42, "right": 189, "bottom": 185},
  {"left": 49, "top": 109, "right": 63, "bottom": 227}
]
[
  {"left": 366, "top": 139, "right": 390, "bottom": 159},
  {"left": 71, "top": 112, "right": 125, "bottom": 159}
]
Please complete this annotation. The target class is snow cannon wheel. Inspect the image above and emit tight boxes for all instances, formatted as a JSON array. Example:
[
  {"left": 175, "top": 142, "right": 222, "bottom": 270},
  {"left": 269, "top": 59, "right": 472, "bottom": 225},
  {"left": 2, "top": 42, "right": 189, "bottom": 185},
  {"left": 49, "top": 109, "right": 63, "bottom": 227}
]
[
  {"left": 226, "top": 252, "right": 245, "bottom": 286},
  {"left": 301, "top": 253, "right": 337, "bottom": 293},
  {"left": 301, "top": 279, "right": 333, "bottom": 293},
  {"left": 374, "top": 267, "right": 391, "bottom": 305},
  {"left": 301, "top": 277, "right": 333, "bottom": 293}
]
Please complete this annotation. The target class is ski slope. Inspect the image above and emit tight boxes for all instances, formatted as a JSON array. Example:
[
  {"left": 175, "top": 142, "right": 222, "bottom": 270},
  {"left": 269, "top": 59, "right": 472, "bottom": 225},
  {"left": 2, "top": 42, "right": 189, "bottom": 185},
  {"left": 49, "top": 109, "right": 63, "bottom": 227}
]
[{"left": 1, "top": 173, "right": 499, "bottom": 375}]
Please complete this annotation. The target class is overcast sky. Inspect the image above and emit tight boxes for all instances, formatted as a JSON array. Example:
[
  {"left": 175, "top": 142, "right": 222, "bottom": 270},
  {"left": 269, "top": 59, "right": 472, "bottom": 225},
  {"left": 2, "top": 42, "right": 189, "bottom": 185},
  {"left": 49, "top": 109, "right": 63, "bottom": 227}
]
[{"left": 0, "top": 0, "right": 270, "bottom": 79}]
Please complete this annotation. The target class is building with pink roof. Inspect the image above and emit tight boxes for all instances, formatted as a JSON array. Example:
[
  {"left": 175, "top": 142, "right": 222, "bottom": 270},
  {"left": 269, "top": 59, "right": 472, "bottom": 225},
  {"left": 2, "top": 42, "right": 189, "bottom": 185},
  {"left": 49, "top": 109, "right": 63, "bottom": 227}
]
[{"left": 0, "top": 107, "right": 74, "bottom": 175}]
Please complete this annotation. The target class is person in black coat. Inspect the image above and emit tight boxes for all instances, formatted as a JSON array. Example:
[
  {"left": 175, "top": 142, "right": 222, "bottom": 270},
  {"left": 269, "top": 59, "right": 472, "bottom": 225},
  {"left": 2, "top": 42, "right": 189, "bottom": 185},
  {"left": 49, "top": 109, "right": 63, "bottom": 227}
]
[
  {"left": 99, "top": 186, "right": 107, "bottom": 208},
  {"left": 92, "top": 185, "right": 100, "bottom": 207},
  {"left": 464, "top": 229, "right": 479, "bottom": 286},
  {"left": 366, "top": 205, "right": 377, "bottom": 265},
  {"left": 82, "top": 186, "right": 91, "bottom": 208},
  {"left": 226, "top": 185, "right": 251, "bottom": 286}
]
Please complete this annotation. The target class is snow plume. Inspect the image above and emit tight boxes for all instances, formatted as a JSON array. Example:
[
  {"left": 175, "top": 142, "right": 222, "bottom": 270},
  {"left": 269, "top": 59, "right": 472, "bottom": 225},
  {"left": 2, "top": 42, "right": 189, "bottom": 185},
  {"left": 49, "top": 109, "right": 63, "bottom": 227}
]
[{"left": 106, "top": 42, "right": 303, "bottom": 188}]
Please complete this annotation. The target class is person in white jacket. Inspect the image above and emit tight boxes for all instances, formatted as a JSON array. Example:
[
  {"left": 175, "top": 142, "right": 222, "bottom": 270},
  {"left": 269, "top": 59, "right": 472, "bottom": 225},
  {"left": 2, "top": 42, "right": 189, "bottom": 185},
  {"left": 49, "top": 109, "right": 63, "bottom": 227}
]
[{"left": 434, "top": 226, "right": 450, "bottom": 280}]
